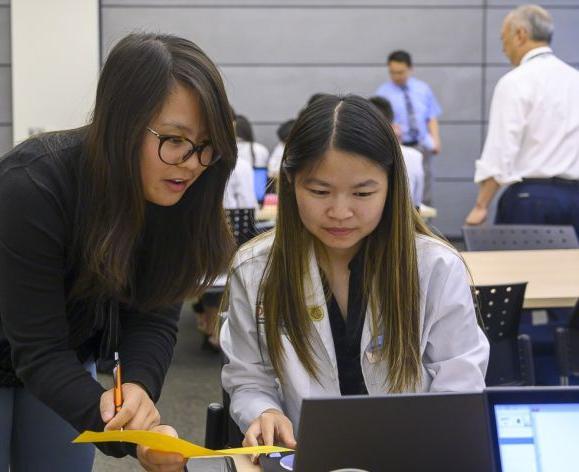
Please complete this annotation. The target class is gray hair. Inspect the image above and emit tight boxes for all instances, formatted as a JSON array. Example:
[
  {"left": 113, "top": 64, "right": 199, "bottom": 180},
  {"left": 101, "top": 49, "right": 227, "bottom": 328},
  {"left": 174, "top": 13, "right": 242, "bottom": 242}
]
[{"left": 507, "top": 5, "right": 554, "bottom": 44}]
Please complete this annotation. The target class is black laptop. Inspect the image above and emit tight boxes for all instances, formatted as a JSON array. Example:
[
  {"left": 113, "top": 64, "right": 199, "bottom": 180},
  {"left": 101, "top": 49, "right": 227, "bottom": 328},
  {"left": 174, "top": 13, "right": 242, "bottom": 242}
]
[{"left": 261, "top": 387, "right": 579, "bottom": 472}]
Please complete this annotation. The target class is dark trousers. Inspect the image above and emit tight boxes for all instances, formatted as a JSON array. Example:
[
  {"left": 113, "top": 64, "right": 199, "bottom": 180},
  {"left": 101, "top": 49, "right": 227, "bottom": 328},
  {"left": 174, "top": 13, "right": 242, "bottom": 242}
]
[{"left": 496, "top": 179, "right": 579, "bottom": 236}]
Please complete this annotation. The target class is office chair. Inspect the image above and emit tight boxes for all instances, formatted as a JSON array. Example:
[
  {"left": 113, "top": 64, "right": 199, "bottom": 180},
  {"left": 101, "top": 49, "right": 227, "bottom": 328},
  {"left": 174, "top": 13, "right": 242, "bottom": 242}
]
[
  {"left": 225, "top": 208, "right": 257, "bottom": 246},
  {"left": 473, "top": 283, "right": 535, "bottom": 386},
  {"left": 205, "top": 354, "right": 244, "bottom": 449},
  {"left": 462, "top": 225, "right": 579, "bottom": 252},
  {"left": 554, "top": 301, "right": 579, "bottom": 385}
]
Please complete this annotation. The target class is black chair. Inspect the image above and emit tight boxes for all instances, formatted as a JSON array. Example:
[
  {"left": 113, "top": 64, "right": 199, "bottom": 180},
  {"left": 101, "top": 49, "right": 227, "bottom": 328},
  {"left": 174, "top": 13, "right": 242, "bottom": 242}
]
[
  {"left": 473, "top": 282, "right": 535, "bottom": 386},
  {"left": 462, "top": 225, "right": 579, "bottom": 252},
  {"left": 555, "top": 301, "right": 579, "bottom": 385},
  {"left": 205, "top": 354, "right": 244, "bottom": 449},
  {"left": 225, "top": 208, "right": 257, "bottom": 246}
]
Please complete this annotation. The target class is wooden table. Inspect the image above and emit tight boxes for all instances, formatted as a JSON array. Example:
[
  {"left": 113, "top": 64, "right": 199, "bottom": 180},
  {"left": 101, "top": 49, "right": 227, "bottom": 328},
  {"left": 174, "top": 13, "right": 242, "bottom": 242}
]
[
  {"left": 232, "top": 455, "right": 260, "bottom": 471},
  {"left": 462, "top": 249, "right": 579, "bottom": 309}
]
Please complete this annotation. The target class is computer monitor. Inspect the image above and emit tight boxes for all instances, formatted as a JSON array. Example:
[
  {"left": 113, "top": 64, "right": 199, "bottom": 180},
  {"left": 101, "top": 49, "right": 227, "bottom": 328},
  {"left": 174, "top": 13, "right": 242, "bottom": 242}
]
[{"left": 487, "top": 387, "right": 579, "bottom": 472}]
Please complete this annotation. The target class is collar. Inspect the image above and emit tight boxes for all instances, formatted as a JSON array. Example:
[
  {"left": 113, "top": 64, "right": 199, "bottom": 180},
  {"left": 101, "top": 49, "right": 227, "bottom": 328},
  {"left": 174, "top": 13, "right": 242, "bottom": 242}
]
[
  {"left": 521, "top": 46, "right": 553, "bottom": 64},
  {"left": 347, "top": 243, "right": 366, "bottom": 272}
]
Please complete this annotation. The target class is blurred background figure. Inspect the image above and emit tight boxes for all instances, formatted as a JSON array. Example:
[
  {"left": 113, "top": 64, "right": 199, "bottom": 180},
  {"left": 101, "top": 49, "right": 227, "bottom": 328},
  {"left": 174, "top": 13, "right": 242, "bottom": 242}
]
[
  {"left": 375, "top": 50, "right": 442, "bottom": 205},
  {"left": 234, "top": 114, "right": 270, "bottom": 205},
  {"left": 369, "top": 95, "right": 424, "bottom": 207},
  {"left": 268, "top": 119, "right": 295, "bottom": 181}
]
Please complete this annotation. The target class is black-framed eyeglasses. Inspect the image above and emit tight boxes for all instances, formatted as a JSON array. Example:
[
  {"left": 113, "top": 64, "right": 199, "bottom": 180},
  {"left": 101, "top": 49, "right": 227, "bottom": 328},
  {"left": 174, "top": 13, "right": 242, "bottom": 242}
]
[{"left": 146, "top": 127, "right": 222, "bottom": 167}]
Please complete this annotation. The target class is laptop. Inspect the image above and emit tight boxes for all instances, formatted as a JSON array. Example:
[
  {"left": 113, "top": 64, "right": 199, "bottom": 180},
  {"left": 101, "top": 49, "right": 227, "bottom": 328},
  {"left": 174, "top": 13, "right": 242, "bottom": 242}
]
[
  {"left": 487, "top": 387, "right": 579, "bottom": 472},
  {"left": 262, "top": 392, "right": 494, "bottom": 472},
  {"left": 262, "top": 387, "right": 579, "bottom": 472}
]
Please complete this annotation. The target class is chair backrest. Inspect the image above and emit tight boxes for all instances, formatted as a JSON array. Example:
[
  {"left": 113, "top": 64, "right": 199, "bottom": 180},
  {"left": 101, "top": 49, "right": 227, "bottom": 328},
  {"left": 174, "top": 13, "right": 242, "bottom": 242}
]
[
  {"left": 462, "top": 225, "right": 579, "bottom": 251},
  {"left": 556, "top": 301, "right": 579, "bottom": 383},
  {"left": 225, "top": 208, "right": 256, "bottom": 246},
  {"left": 473, "top": 282, "right": 534, "bottom": 385}
]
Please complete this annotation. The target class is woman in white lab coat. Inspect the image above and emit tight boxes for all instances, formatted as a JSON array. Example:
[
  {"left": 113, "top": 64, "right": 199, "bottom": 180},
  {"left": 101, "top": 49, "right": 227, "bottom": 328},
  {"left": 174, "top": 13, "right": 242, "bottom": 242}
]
[{"left": 220, "top": 95, "right": 489, "bottom": 451}]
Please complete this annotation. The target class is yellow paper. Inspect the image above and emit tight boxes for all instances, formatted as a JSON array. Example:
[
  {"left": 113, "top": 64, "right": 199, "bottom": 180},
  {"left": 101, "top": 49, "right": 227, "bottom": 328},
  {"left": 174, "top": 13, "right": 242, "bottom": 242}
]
[{"left": 73, "top": 430, "right": 292, "bottom": 458}]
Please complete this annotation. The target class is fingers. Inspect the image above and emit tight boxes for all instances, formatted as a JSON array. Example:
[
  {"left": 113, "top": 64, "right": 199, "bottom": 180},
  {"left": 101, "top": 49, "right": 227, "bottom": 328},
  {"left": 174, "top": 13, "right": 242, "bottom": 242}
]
[
  {"left": 143, "top": 449, "right": 185, "bottom": 467},
  {"left": 100, "top": 389, "right": 115, "bottom": 423},
  {"left": 137, "top": 425, "right": 186, "bottom": 472},
  {"left": 260, "top": 414, "right": 275, "bottom": 446},
  {"left": 104, "top": 393, "right": 137, "bottom": 430},
  {"left": 138, "top": 447, "right": 186, "bottom": 472},
  {"left": 124, "top": 403, "right": 160, "bottom": 431},
  {"left": 104, "top": 383, "right": 159, "bottom": 431},
  {"left": 277, "top": 422, "right": 297, "bottom": 449},
  {"left": 243, "top": 422, "right": 261, "bottom": 447}
]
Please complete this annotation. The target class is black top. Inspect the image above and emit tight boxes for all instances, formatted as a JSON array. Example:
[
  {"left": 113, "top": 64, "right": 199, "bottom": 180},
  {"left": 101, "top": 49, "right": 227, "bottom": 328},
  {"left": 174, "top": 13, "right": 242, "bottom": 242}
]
[
  {"left": 0, "top": 131, "right": 181, "bottom": 457},
  {"left": 324, "top": 250, "right": 368, "bottom": 396}
]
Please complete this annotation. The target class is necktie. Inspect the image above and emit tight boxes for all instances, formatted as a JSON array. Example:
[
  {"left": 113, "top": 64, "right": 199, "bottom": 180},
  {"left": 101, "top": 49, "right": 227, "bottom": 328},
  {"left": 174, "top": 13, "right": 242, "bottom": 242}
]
[{"left": 401, "top": 84, "right": 419, "bottom": 143}]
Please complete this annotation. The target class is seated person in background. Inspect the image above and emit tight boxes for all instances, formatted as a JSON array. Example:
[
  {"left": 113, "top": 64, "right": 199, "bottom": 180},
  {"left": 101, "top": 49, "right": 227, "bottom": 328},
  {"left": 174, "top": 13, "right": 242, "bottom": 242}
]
[
  {"left": 267, "top": 119, "right": 295, "bottom": 180},
  {"left": 369, "top": 95, "right": 424, "bottom": 207},
  {"left": 234, "top": 114, "right": 270, "bottom": 169},
  {"left": 220, "top": 95, "right": 489, "bottom": 454},
  {"left": 235, "top": 114, "right": 270, "bottom": 203},
  {"left": 223, "top": 157, "right": 258, "bottom": 211}
]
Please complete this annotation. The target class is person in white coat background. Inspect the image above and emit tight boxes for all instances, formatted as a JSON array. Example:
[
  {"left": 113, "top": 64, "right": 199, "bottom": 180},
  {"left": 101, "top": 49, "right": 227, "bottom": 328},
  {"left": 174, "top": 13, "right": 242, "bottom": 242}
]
[{"left": 220, "top": 95, "right": 489, "bottom": 454}]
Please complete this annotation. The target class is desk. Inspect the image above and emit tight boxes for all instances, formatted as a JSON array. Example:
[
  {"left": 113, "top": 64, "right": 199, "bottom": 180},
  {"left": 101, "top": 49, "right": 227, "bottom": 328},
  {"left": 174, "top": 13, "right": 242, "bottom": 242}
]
[
  {"left": 233, "top": 455, "right": 260, "bottom": 471},
  {"left": 462, "top": 249, "right": 579, "bottom": 309}
]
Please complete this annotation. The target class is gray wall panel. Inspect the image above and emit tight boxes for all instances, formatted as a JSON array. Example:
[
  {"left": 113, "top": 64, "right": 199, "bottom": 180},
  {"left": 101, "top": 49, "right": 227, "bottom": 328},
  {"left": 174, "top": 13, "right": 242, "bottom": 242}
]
[
  {"left": 102, "top": 7, "right": 483, "bottom": 64},
  {"left": 103, "top": 1, "right": 485, "bottom": 7},
  {"left": 430, "top": 180, "right": 478, "bottom": 237},
  {"left": 436, "top": 124, "right": 482, "bottom": 179},
  {"left": 253, "top": 123, "right": 484, "bottom": 178},
  {"left": 485, "top": 8, "right": 579, "bottom": 64},
  {"left": 484, "top": 66, "right": 509, "bottom": 120},
  {"left": 0, "top": 1, "right": 9, "bottom": 155},
  {"left": 0, "top": 67, "right": 11, "bottom": 123},
  {"left": 253, "top": 124, "right": 278, "bottom": 151},
  {"left": 487, "top": 1, "right": 579, "bottom": 6},
  {"left": 0, "top": 126, "right": 11, "bottom": 155},
  {"left": 100, "top": 2, "right": 576, "bottom": 236},
  {"left": 0, "top": 8, "right": 10, "bottom": 63},
  {"left": 223, "top": 66, "right": 481, "bottom": 123}
]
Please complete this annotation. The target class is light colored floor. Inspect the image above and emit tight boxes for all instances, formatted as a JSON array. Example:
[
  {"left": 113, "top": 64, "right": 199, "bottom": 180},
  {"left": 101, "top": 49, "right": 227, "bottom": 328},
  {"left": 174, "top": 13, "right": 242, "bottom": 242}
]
[{"left": 93, "top": 303, "right": 222, "bottom": 471}]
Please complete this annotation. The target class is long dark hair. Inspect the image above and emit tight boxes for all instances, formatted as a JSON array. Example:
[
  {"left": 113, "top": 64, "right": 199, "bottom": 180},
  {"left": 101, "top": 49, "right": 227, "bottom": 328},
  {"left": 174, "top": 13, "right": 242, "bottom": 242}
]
[
  {"left": 73, "top": 33, "right": 236, "bottom": 310},
  {"left": 259, "top": 94, "right": 436, "bottom": 391}
]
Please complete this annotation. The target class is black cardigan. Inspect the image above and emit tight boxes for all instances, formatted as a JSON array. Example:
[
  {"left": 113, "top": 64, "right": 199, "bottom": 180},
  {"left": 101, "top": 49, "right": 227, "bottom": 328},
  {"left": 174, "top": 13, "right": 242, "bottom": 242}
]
[{"left": 0, "top": 132, "right": 181, "bottom": 457}]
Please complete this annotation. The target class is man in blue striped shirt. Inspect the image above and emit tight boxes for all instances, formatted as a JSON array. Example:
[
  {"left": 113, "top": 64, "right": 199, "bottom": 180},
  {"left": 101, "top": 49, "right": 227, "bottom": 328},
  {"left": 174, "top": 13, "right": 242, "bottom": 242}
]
[{"left": 375, "top": 50, "right": 442, "bottom": 205}]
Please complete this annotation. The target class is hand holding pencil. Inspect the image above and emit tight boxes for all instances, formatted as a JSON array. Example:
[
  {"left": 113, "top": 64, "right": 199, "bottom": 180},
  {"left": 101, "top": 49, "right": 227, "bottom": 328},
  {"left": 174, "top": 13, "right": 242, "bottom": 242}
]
[{"left": 99, "top": 352, "right": 161, "bottom": 431}]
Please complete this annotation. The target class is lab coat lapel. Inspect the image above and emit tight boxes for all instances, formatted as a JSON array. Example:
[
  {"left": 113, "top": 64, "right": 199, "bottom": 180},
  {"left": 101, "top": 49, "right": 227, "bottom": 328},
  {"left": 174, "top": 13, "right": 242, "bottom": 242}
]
[{"left": 304, "top": 247, "right": 337, "bottom": 371}]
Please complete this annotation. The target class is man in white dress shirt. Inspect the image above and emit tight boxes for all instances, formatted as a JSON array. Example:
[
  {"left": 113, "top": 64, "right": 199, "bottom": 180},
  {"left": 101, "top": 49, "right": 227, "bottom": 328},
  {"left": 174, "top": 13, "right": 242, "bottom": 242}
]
[{"left": 465, "top": 5, "right": 579, "bottom": 234}]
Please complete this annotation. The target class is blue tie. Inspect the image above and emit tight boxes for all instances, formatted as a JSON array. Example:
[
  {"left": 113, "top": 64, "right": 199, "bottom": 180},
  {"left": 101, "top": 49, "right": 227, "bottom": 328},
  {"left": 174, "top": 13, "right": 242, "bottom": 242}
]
[{"left": 401, "top": 84, "right": 419, "bottom": 143}]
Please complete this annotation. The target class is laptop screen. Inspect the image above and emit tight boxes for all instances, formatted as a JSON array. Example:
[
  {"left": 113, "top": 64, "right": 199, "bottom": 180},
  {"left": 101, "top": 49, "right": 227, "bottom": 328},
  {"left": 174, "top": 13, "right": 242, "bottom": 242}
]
[{"left": 493, "top": 403, "right": 579, "bottom": 472}]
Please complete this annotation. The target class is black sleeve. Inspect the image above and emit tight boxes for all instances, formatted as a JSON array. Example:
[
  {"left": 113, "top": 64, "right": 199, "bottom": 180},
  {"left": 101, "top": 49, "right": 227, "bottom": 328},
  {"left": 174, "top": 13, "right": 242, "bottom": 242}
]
[
  {"left": 0, "top": 166, "right": 129, "bottom": 457},
  {"left": 119, "top": 304, "right": 181, "bottom": 402}
]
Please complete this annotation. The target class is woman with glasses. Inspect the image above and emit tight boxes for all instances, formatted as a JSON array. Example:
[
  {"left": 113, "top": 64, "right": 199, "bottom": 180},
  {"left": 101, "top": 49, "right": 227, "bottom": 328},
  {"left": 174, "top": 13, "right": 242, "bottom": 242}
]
[{"left": 0, "top": 33, "right": 236, "bottom": 471}]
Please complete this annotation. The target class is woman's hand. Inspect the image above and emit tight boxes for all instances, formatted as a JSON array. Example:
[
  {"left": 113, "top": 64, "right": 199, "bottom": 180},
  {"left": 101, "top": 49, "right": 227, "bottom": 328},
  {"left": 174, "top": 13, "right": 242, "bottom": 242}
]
[
  {"left": 137, "top": 424, "right": 187, "bottom": 472},
  {"left": 100, "top": 383, "right": 161, "bottom": 431},
  {"left": 243, "top": 409, "right": 297, "bottom": 464}
]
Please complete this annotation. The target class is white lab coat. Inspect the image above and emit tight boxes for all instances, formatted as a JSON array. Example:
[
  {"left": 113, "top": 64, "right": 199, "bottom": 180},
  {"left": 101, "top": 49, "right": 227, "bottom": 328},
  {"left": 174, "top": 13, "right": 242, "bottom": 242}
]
[
  {"left": 223, "top": 158, "right": 258, "bottom": 210},
  {"left": 220, "top": 233, "right": 489, "bottom": 433}
]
